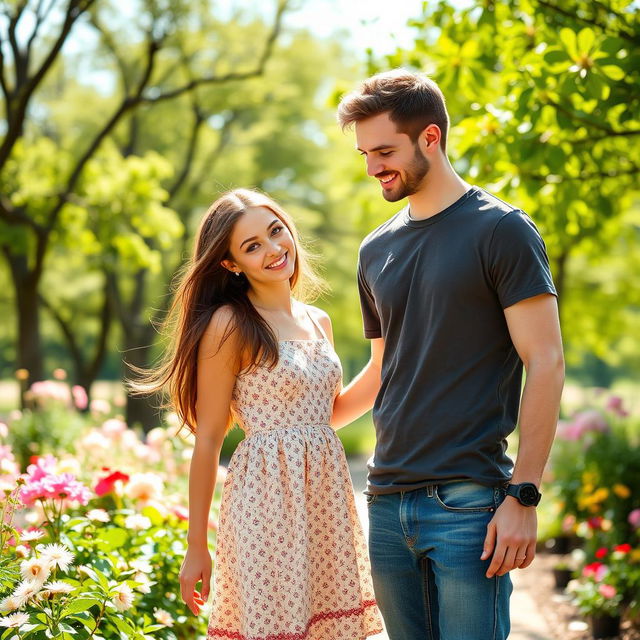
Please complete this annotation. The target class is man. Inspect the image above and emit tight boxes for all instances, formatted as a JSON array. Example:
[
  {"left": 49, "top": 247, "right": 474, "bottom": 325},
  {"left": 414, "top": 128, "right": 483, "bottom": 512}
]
[{"left": 335, "top": 70, "right": 565, "bottom": 639}]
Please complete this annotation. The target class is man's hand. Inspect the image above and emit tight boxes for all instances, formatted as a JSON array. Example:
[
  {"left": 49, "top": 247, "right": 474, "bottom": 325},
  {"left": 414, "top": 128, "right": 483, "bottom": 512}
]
[{"left": 481, "top": 496, "right": 537, "bottom": 578}]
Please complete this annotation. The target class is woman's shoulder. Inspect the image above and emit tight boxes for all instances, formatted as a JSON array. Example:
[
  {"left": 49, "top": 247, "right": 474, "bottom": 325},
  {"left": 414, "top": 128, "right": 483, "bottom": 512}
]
[
  {"left": 201, "top": 305, "right": 239, "bottom": 348},
  {"left": 303, "top": 303, "right": 333, "bottom": 339}
]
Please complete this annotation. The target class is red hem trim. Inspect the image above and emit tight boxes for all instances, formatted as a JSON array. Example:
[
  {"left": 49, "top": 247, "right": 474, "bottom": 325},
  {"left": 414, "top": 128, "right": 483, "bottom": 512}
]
[{"left": 208, "top": 599, "right": 378, "bottom": 640}]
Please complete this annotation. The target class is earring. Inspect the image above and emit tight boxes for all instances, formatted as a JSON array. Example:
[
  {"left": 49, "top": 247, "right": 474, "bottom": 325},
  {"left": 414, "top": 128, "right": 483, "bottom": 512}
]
[{"left": 234, "top": 272, "right": 241, "bottom": 277}]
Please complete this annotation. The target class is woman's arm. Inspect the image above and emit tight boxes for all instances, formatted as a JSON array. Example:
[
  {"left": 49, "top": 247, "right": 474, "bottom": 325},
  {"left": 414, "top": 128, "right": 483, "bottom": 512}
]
[
  {"left": 180, "top": 306, "right": 239, "bottom": 615},
  {"left": 331, "top": 337, "right": 384, "bottom": 429},
  {"left": 312, "top": 306, "right": 384, "bottom": 428}
]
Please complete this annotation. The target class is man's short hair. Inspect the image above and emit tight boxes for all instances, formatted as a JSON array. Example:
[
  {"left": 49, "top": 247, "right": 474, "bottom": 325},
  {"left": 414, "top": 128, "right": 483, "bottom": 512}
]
[{"left": 337, "top": 69, "right": 449, "bottom": 152}]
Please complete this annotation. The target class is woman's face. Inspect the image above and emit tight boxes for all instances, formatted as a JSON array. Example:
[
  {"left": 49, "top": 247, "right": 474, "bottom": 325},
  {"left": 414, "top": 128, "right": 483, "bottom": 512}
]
[{"left": 223, "top": 206, "right": 296, "bottom": 285}]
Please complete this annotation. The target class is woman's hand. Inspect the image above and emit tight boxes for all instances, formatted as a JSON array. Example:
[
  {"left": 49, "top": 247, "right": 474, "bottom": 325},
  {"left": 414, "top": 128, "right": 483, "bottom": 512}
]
[{"left": 179, "top": 544, "right": 212, "bottom": 615}]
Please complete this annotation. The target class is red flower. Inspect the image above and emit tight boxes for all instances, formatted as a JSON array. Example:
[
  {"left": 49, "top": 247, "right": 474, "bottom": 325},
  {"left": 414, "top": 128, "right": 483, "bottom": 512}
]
[
  {"left": 595, "top": 547, "right": 608, "bottom": 559},
  {"left": 583, "top": 562, "right": 607, "bottom": 581},
  {"left": 587, "top": 516, "right": 604, "bottom": 530},
  {"left": 614, "top": 543, "right": 632, "bottom": 554},
  {"left": 94, "top": 470, "right": 130, "bottom": 496}
]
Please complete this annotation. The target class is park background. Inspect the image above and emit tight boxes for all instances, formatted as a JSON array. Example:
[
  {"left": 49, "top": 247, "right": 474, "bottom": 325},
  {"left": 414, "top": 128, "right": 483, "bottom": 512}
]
[{"left": 0, "top": 1, "right": 639, "bottom": 639}]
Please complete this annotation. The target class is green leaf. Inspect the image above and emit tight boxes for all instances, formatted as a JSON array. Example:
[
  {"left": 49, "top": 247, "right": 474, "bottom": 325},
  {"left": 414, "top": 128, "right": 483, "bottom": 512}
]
[
  {"left": 544, "top": 49, "right": 570, "bottom": 65},
  {"left": 598, "top": 65, "right": 625, "bottom": 81},
  {"left": 577, "top": 28, "right": 595, "bottom": 54},
  {"left": 95, "top": 527, "right": 129, "bottom": 552},
  {"left": 61, "top": 597, "right": 102, "bottom": 615},
  {"left": 110, "top": 616, "right": 134, "bottom": 635},
  {"left": 560, "top": 28, "right": 578, "bottom": 57}
]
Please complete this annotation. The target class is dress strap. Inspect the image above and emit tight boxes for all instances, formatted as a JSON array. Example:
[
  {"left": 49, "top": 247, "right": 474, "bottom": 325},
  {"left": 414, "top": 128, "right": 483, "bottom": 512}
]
[{"left": 305, "top": 305, "right": 328, "bottom": 342}]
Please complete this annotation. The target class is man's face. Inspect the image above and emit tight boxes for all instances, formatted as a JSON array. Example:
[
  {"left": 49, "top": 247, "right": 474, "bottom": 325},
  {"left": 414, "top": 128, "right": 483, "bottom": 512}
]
[{"left": 355, "top": 112, "right": 430, "bottom": 202}]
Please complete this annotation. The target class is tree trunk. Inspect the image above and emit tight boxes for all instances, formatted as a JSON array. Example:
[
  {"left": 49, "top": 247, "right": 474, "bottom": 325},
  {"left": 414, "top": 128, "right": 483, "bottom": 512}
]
[{"left": 6, "top": 251, "right": 44, "bottom": 405}]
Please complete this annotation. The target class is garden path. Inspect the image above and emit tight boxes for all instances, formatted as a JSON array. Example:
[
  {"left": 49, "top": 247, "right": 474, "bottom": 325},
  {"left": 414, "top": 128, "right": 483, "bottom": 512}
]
[{"left": 348, "top": 457, "right": 554, "bottom": 640}]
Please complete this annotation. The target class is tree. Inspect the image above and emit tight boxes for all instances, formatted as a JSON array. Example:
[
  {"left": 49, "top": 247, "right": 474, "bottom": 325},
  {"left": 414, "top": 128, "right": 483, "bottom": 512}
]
[{"left": 0, "top": 0, "right": 288, "bottom": 403}]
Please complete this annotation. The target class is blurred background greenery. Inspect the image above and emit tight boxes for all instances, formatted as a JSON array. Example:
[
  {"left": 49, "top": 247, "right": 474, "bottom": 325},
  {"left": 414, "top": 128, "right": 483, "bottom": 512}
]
[{"left": 0, "top": 0, "right": 638, "bottom": 438}]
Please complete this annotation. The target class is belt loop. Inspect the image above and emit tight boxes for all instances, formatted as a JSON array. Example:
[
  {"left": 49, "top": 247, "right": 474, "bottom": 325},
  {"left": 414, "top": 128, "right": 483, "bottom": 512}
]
[{"left": 426, "top": 485, "right": 434, "bottom": 498}]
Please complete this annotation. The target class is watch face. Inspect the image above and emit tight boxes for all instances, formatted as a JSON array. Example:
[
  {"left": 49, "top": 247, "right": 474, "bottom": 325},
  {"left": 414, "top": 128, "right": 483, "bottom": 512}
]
[{"left": 519, "top": 484, "right": 539, "bottom": 505}]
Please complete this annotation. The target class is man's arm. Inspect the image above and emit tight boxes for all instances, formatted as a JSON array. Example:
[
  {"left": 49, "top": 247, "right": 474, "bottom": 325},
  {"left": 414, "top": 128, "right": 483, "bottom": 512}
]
[
  {"left": 331, "top": 337, "right": 384, "bottom": 429},
  {"left": 483, "top": 293, "right": 564, "bottom": 578}
]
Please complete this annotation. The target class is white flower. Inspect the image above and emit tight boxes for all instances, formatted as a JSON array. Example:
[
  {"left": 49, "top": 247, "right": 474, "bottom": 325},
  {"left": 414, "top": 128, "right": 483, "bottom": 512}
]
[
  {"left": 146, "top": 427, "right": 167, "bottom": 447},
  {"left": 42, "top": 581, "right": 74, "bottom": 595},
  {"left": 15, "top": 545, "right": 30, "bottom": 559},
  {"left": 111, "top": 583, "right": 134, "bottom": 612},
  {"left": 0, "top": 596, "right": 21, "bottom": 613},
  {"left": 153, "top": 608, "right": 174, "bottom": 627},
  {"left": 0, "top": 612, "right": 30, "bottom": 628},
  {"left": 125, "top": 473, "right": 164, "bottom": 502},
  {"left": 129, "top": 558, "right": 152, "bottom": 573},
  {"left": 19, "top": 530, "right": 45, "bottom": 543},
  {"left": 20, "top": 557, "right": 52, "bottom": 584},
  {"left": 86, "top": 508, "right": 110, "bottom": 523},
  {"left": 12, "top": 580, "right": 41, "bottom": 606},
  {"left": 133, "top": 572, "right": 152, "bottom": 594},
  {"left": 38, "top": 543, "right": 74, "bottom": 571},
  {"left": 124, "top": 514, "right": 152, "bottom": 531},
  {"left": 57, "top": 458, "right": 81, "bottom": 476}
]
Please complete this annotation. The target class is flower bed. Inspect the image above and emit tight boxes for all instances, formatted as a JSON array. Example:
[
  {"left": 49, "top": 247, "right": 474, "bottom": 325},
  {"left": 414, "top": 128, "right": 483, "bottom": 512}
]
[
  {"left": 0, "top": 381, "right": 222, "bottom": 639},
  {"left": 544, "top": 393, "right": 640, "bottom": 635}
]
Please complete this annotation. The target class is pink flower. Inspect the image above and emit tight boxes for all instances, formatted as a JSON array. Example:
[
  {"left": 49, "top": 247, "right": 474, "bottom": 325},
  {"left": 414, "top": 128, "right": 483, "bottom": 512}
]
[
  {"left": 583, "top": 562, "right": 608, "bottom": 582},
  {"left": 28, "top": 380, "right": 71, "bottom": 405},
  {"left": 19, "top": 456, "right": 91, "bottom": 507},
  {"left": 605, "top": 395, "right": 629, "bottom": 418},
  {"left": 94, "top": 470, "right": 130, "bottom": 496},
  {"left": 628, "top": 509, "right": 640, "bottom": 529},
  {"left": 565, "top": 410, "right": 609, "bottom": 441},
  {"left": 598, "top": 584, "right": 617, "bottom": 599},
  {"left": 0, "top": 422, "right": 8, "bottom": 438},
  {"left": 71, "top": 386, "right": 88, "bottom": 410},
  {"left": 101, "top": 418, "right": 127, "bottom": 439}
]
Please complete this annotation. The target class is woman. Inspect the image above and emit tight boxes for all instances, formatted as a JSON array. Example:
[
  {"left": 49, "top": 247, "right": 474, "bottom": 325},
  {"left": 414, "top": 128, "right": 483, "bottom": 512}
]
[{"left": 133, "top": 189, "right": 382, "bottom": 639}]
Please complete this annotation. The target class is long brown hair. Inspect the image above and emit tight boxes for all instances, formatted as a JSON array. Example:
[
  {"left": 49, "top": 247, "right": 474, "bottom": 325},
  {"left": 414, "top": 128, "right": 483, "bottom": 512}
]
[{"left": 128, "top": 188, "right": 325, "bottom": 435}]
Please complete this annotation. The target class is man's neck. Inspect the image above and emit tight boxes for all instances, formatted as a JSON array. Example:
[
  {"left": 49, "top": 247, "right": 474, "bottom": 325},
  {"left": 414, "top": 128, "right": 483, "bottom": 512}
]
[{"left": 407, "top": 163, "right": 471, "bottom": 221}]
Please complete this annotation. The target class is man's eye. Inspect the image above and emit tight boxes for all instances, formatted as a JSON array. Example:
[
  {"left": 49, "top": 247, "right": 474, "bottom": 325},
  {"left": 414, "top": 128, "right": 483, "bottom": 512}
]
[{"left": 380, "top": 151, "right": 392, "bottom": 157}]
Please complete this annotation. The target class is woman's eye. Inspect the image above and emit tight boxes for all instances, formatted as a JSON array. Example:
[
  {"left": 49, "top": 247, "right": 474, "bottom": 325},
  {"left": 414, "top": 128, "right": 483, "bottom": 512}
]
[
  {"left": 271, "top": 225, "right": 283, "bottom": 235},
  {"left": 246, "top": 243, "right": 259, "bottom": 252}
]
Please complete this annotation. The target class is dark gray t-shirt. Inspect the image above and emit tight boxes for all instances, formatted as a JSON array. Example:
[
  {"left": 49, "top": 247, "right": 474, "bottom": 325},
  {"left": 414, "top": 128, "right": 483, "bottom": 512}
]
[{"left": 357, "top": 186, "right": 557, "bottom": 494}]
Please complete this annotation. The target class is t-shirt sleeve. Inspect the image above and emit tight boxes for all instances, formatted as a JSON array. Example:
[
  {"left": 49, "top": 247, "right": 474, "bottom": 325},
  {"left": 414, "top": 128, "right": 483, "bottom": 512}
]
[
  {"left": 489, "top": 210, "right": 557, "bottom": 309},
  {"left": 357, "top": 256, "right": 382, "bottom": 339}
]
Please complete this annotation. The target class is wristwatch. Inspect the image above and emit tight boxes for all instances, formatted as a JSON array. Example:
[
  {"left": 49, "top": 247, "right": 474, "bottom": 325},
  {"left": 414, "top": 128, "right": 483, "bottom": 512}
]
[{"left": 506, "top": 482, "right": 541, "bottom": 507}]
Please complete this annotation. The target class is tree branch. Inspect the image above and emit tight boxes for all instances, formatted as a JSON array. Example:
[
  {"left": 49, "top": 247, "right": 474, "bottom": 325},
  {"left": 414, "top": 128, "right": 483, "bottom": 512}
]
[
  {"left": 535, "top": 0, "right": 640, "bottom": 44},
  {"left": 0, "top": 0, "right": 97, "bottom": 172},
  {"left": 166, "top": 100, "right": 205, "bottom": 202},
  {"left": 140, "top": 0, "right": 288, "bottom": 105}
]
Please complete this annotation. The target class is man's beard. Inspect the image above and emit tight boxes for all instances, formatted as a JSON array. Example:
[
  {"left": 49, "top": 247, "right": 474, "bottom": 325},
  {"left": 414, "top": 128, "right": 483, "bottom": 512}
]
[{"left": 381, "top": 145, "right": 430, "bottom": 202}]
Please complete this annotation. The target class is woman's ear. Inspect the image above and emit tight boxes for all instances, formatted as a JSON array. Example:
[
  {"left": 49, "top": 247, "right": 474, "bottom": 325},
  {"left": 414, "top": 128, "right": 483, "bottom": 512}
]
[{"left": 221, "top": 259, "right": 238, "bottom": 274}]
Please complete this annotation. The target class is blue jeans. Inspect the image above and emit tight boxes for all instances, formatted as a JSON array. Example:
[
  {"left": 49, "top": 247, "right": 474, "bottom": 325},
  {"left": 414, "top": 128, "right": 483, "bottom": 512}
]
[{"left": 367, "top": 481, "right": 512, "bottom": 640}]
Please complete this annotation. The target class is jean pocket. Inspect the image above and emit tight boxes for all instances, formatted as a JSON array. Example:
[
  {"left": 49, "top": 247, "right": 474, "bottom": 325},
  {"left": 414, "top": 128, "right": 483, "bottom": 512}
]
[
  {"left": 365, "top": 493, "right": 378, "bottom": 506},
  {"left": 434, "top": 481, "right": 497, "bottom": 512}
]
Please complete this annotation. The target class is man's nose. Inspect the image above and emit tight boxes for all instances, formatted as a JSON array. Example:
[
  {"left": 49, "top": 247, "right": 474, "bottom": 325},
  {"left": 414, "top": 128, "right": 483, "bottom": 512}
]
[{"left": 366, "top": 157, "right": 383, "bottom": 177}]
